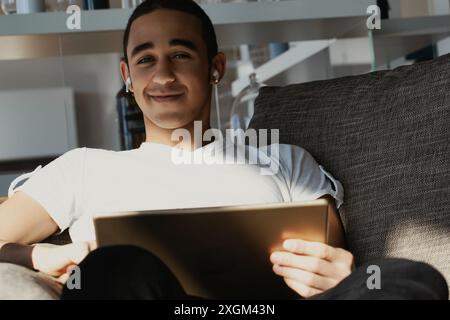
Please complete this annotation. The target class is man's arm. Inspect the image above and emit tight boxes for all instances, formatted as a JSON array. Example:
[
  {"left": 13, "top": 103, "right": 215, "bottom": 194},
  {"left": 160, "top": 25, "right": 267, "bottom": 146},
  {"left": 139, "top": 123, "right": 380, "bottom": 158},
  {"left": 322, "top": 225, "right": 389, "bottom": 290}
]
[
  {"left": 0, "top": 191, "right": 59, "bottom": 270},
  {"left": 0, "top": 191, "right": 94, "bottom": 280},
  {"left": 0, "top": 191, "right": 58, "bottom": 245}
]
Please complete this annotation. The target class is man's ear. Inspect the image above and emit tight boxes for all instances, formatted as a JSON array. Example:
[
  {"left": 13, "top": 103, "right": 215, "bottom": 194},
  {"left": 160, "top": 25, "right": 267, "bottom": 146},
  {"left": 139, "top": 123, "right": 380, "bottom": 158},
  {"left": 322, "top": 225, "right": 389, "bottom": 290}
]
[
  {"left": 119, "top": 59, "right": 129, "bottom": 84},
  {"left": 120, "top": 59, "right": 133, "bottom": 92},
  {"left": 211, "top": 52, "right": 227, "bottom": 81}
]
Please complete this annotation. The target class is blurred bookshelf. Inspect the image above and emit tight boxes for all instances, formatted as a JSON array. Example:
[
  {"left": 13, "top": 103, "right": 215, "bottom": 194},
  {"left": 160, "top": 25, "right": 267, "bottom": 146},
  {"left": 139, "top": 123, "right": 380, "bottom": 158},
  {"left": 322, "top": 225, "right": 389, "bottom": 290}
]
[{"left": 0, "top": 0, "right": 372, "bottom": 60}]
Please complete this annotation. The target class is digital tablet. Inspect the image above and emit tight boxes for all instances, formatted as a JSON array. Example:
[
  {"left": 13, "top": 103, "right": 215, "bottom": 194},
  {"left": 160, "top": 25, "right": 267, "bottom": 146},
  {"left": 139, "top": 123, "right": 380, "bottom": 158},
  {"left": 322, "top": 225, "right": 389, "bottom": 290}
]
[{"left": 94, "top": 198, "right": 345, "bottom": 299}]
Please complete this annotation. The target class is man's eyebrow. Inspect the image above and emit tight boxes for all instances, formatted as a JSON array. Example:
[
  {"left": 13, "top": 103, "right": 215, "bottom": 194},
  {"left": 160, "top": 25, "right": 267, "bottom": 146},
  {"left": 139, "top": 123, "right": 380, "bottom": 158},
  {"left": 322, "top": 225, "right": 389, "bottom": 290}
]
[
  {"left": 170, "top": 38, "right": 198, "bottom": 52},
  {"left": 130, "top": 38, "right": 198, "bottom": 58},
  {"left": 131, "top": 42, "right": 153, "bottom": 58}
]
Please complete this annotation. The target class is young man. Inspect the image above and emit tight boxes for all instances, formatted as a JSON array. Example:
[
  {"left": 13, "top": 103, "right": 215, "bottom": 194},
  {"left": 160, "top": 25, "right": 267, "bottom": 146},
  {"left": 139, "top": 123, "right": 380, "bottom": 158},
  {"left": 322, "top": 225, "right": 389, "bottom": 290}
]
[{"left": 0, "top": 0, "right": 447, "bottom": 300}]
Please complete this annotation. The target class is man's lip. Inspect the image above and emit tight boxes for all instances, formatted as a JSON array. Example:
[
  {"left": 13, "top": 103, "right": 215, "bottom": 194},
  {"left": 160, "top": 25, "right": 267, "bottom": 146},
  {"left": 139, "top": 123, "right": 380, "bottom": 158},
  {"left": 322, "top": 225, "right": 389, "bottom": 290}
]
[
  {"left": 150, "top": 93, "right": 184, "bottom": 97},
  {"left": 150, "top": 93, "right": 184, "bottom": 102}
]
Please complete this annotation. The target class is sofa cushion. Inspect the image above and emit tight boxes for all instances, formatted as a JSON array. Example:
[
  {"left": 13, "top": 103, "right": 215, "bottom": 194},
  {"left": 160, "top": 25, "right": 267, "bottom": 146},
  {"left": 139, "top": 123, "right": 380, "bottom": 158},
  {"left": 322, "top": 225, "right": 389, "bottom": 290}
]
[
  {"left": 0, "top": 263, "right": 62, "bottom": 299},
  {"left": 249, "top": 53, "right": 450, "bottom": 289}
]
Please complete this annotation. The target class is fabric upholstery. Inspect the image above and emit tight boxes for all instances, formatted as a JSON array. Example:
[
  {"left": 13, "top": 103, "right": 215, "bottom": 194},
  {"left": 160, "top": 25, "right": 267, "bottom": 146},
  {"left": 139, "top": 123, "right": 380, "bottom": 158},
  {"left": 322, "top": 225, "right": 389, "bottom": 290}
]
[
  {"left": 0, "top": 263, "right": 62, "bottom": 299},
  {"left": 249, "top": 54, "right": 450, "bottom": 290}
]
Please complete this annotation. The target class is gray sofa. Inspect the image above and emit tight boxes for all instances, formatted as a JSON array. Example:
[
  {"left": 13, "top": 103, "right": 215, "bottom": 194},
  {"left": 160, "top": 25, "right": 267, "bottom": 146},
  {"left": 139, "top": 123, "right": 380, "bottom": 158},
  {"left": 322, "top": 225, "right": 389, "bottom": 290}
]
[
  {"left": 1, "top": 54, "right": 449, "bottom": 299},
  {"left": 249, "top": 53, "right": 450, "bottom": 297}
]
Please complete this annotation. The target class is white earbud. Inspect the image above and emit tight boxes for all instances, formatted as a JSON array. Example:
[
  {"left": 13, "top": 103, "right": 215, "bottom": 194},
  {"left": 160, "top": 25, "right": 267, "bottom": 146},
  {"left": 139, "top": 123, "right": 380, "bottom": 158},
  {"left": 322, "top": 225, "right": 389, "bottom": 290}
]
[
  {"left": 125, "top": 77, "right": 132, "bottom": 93},
  {"left": 212, "top": 69, "right": 219, "bottom": 84}
]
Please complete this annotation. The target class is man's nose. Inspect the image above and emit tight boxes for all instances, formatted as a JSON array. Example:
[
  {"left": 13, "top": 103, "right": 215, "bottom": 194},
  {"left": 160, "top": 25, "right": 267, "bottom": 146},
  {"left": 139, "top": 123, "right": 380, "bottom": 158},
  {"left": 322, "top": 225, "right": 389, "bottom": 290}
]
[{"left": 152, "top": 62, "right": 176, "bottom": 85}]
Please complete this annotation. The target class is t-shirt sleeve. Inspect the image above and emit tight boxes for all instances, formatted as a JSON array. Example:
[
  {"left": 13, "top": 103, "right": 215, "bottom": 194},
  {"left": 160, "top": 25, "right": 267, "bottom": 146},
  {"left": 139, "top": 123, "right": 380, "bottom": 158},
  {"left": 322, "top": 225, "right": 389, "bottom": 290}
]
[
  {"left": 8, "top": 147, "right": 86, "bottom": 233},
  {"left": 279, "top": 144, "right": 344, "bottom": 209}
]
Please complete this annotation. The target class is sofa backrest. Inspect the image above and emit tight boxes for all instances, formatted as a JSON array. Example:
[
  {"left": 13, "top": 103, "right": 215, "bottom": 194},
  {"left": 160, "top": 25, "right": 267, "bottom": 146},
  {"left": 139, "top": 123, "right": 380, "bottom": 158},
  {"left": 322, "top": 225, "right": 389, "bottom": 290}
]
[{"left": 249, "top": 54, "right": 450, "bottom": 288}]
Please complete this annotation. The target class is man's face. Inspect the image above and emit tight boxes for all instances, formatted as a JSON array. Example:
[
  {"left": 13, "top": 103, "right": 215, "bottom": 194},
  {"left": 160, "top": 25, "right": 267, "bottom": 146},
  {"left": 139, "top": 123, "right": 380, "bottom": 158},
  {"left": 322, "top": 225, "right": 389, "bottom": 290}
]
[{"left": 124, "top": 9, "right": 212, "bottom": 130}]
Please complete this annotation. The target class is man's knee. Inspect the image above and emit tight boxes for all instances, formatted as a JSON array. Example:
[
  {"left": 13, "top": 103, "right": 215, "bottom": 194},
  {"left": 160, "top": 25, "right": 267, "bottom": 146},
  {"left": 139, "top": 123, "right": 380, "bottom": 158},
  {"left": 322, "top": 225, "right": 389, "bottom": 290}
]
[
  {"left": 80, "top": 245, "right": 169, "bottom": 277},
  {"left": 358, "top": 258, "right": 448, "bottom": 299},
  {"left": 80, "top": 244, "right": 183, "bottom": 286},
  {"left": 63, "top": 245, "right": 185, "bottom": 299},
  {"left": 361, "top": 258, "right": 445, "bottom": 281}
]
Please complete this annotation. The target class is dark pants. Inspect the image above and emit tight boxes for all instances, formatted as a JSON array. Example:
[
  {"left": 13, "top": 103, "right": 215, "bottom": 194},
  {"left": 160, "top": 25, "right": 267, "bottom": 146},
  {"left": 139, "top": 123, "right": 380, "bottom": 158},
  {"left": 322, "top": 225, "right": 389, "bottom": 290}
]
[{"left": 61, "top": 245, "right": 448, "bottom": 300}]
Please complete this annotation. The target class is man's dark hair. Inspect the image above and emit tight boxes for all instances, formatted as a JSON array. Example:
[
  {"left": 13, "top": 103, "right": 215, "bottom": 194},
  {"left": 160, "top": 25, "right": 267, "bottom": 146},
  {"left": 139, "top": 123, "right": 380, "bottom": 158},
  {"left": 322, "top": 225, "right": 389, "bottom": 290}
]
[{"left": 123, "top": 0, "right": 218, "bottom": 70}]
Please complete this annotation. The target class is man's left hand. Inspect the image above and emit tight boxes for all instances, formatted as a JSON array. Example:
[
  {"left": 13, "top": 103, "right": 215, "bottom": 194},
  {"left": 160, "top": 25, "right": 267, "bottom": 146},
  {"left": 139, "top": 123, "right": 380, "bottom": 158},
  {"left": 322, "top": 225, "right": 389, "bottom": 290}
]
[{"left": 270, "top": 239, "right": 355, "bottom": 298}]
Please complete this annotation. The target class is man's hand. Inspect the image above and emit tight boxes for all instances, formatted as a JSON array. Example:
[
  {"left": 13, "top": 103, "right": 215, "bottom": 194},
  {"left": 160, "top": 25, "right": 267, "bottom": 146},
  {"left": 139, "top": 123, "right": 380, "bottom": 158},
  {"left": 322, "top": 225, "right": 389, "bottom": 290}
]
[
  {"left": 270, "top": 239, "right": 354, "bottom": 298},
  {"left": 32, "top": 241, "right": 97, "bottom": 283}
]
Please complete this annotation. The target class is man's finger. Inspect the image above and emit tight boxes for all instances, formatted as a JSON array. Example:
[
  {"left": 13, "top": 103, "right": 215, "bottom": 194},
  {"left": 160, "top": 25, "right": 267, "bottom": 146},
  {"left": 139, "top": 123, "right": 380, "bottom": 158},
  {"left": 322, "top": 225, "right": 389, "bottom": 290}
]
[
  {"left": 283, "top": 239, "right": 338, "bottom": 262},
  {"left": 88, "top": 241, "right": 98, "bottom": 251},
  {"left": 283, "top": 277, "right": 322, "bottom": 298},
  {"left": 273, "top": 264, "right": 337, "bottom": 291},
  {"left": 270, "top": 251, "right": 337, "bottom": 277},
  {"left": 65, "top": 264, "right": 77, "bottom": 274},
  {"left": 57, "top": 272, "right": 70, "bottom": 285}
]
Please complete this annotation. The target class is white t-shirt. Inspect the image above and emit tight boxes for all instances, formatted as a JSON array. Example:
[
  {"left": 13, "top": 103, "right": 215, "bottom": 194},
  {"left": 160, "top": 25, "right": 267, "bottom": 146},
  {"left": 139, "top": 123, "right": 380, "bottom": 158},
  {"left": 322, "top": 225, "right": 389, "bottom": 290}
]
[{"left": 9, "top": 140, "right": 344, "bottom": 242}]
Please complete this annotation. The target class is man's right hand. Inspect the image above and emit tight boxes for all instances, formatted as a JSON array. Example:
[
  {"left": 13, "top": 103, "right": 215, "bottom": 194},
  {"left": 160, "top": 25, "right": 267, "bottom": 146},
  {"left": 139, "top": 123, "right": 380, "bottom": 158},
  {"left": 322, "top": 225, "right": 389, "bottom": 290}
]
[{"left": 32, "top": 241, "right": 97, "bottom": 283}]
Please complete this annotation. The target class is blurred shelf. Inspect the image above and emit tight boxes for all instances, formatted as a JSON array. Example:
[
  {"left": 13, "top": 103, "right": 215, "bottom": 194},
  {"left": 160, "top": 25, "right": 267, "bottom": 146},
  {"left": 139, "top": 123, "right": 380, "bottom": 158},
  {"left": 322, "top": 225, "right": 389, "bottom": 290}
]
[
  {"left": 0, "top": 0, "right": 372, "bottom": 60},
  {"left": 330, "top": 34, "right": 448, "bottom": 67},
  {"left": 330, "top": 15, "right": 450, "bottom": 67},
  {"left": 373, "top": 34, "right": 448, "bottom": 66},
  {"left": 0, "top": 1, "right": 373, "bottom": 35},
  {"left": 371, "top": 15, "right": 450, "bottom": 66},
  {"left": 373, "top": 14, "right": 450, "bottom": 38}
]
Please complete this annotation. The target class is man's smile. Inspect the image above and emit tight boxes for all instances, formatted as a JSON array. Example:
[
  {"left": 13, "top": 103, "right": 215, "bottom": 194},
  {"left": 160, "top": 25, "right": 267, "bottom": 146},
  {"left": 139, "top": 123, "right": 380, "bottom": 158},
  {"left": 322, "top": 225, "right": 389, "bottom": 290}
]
[{"left": 150, "top": 93, "right": 185, "bottom": 102}]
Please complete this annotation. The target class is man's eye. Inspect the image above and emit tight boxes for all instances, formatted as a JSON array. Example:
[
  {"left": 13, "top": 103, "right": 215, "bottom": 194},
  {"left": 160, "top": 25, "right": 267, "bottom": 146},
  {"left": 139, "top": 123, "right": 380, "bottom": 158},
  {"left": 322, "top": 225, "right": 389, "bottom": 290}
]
[
  {"left": 137, "top": 57, "right": 153, "bottom": 64},
  {"left": 173, "top": 53, "right": 189, "bottom": 59}
]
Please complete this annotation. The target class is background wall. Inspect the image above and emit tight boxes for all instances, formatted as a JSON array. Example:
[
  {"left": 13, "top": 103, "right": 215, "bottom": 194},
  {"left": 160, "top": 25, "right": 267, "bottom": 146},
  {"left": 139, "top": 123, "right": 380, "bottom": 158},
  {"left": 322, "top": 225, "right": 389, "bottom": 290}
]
[
  {"left": 0, "top": 53, "right": 123, "bottom": 195},
  {"left": 0, "top": 53, "right": 123, "bottom": 151}
]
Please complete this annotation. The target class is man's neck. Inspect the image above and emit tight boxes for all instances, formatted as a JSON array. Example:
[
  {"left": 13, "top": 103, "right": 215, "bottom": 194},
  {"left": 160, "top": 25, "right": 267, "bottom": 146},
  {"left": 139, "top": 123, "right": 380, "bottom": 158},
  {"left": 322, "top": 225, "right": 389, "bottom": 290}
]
[{"left": 144, "top": 119, "right": 211, "bottom": 151}]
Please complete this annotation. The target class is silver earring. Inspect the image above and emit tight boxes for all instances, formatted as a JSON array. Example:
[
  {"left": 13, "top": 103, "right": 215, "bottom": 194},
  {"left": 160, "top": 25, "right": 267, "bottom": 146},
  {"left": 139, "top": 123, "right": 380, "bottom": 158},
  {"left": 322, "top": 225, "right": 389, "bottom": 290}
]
[{"left": 125, "top": 77, "right": 132, "bottom": 93}]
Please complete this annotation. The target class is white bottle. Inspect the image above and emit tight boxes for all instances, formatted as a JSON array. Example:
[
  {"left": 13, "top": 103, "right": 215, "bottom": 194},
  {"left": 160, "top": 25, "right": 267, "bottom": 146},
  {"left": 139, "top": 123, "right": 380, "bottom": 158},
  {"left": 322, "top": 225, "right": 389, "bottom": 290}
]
[
  {"left": 121, "top": 0, "right": 143, "bottom": 8},
  {"left": 16, "top": 0, "right": 45, "bottom": 14}
]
